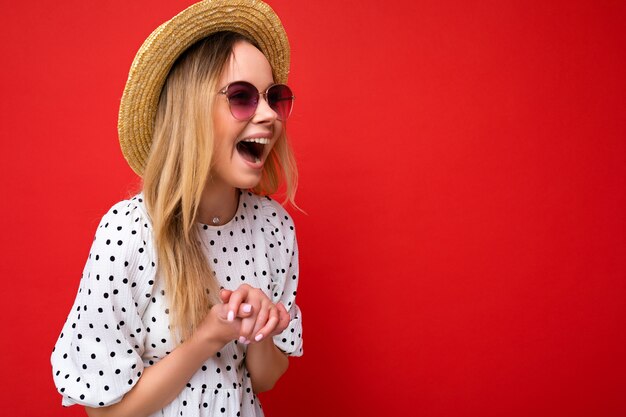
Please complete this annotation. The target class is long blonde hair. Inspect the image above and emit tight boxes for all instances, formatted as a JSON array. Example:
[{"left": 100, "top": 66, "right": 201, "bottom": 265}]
[{"left": 142, "top": 32, "right": 298, "bottom": 342}]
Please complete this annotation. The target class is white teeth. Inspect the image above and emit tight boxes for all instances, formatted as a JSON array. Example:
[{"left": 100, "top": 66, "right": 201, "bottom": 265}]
[
  {"left": 241, "top": 138, "right": 270, "bottom": 144},
  {"left": 255, "top": 157, "right": 261, "bottom": 163}
]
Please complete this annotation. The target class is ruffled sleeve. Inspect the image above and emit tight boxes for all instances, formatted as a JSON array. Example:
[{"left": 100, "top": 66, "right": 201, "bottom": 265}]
[
  {"left": 50, "top": 196, "right": 157, "bottom": 407},
  {"left": 260, "top": 196, "right": 303, "bottom": 357}
]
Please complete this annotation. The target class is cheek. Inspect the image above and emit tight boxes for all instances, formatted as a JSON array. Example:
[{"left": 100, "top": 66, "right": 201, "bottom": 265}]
[
  {"left": 271, "top": 123, "right": 284, "bottom": 148},
  {"left": 212, "top": 105, "right": 230, "bottom": 139},
  {"left": 212, "top": 108, "right": 245, "bottom": 153}
]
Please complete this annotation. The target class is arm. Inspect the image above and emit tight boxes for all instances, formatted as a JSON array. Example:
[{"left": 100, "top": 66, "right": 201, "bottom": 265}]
[
  {"left": 245, "top": 336, "right": 289, "bottom": 393},
  {"left": 85, "top": 333, "right": 220, "bottom": 417},
  {"left": 220, "top": 288, "right": 292, "bottom": 393},
  {"left": 85, "top": 302, "right": 249, "bottom": 417}
]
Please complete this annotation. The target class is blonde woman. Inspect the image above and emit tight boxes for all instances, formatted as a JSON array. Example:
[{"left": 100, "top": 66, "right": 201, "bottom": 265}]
[{"left": 51, "top": 1, "right": 303, "bottom": 416}]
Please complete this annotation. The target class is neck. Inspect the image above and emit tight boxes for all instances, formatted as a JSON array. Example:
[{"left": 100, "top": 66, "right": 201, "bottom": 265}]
[{"left": 197, "top": 180, "right": 240, "bottom": 226}]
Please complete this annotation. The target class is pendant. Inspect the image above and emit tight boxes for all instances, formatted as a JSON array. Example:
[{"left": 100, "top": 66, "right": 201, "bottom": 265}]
[{"left": 212, "top": 217, "right": 220, "bottom": 225}]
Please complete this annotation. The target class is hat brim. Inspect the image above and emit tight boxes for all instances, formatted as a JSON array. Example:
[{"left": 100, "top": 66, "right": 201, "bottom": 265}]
[{"left": 118, "top": 0, "right": 290, "bottom": 176}]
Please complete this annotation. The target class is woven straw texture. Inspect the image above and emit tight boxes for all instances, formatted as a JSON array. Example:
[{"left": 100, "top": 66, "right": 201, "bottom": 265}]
[{"left": 118, "top": 0, "right": 290, "bottom": 176}]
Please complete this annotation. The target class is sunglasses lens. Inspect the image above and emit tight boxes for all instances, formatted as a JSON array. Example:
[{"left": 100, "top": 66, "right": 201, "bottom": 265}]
[
  {"left": 226, "top": 82, "right": 258, "bottom": 120},
  {"left": 267, "top": 84, "right": 294, "bottom": 121}
]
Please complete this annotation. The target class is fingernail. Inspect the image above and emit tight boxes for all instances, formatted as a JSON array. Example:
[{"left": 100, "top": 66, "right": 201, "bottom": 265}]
[
  {"left": 239, "top": 336, "right": 246, "bottom": 344},
  {"left": 242, "top": 304, "right": 252, "bottom": 313},
  {"left": 244, "top": 339, "right": 251, "bottom": 345},
  {"left": 254, "top": 333, "right": 264, "bottom": 342},
  {"left": 227, "top": 311, "right": 234, "bottom": 322}
]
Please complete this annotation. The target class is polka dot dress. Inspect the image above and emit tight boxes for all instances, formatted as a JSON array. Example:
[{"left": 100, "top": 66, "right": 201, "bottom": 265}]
[{"left": 51, "top": 190, "right": 303, "bottom": 416}]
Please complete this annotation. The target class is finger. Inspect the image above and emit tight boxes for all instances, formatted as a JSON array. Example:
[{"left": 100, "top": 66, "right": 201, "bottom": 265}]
[
  {"left": 213, "top": 303, "right": 242, "bottom": 329},
  {"left": 220, "top": 289, "right": 232, "bottom": 303},
  {"left": 276, "top": 302, "right": 289, "bottom": 318},
  {"left": 214, "top": 302, "right": 229, "bottom": 321},
  {"left": 250, "top": 303, "right": 272, "bottom": 341},
  {"left": 226, "top": 285, "right": 250, "bottom": 322},
  {"left": 237, "top": 303, "right": 253, "bottom": 318},
  {"left": 254, "top": 307, "right": 279, "bottom": 342},
  {"left": 275, "top": 303, "right": 291, "bottom": 334},
  {"left": 238, "top": 316, "right": 256, "bottom": 344},
  {"left": 210, "top": 304, "right": 242, "bottom": 342},
  {"left": 238, "top": 286, "right": 264, "bottom": 321},
  {"left": 239, "top": 298, "right": 268, "bottom": 343}
]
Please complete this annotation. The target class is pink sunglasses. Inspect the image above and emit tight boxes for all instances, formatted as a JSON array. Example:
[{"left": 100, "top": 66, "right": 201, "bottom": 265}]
[{"left": 218, "top": 81, "right": 295, "bottom": 121}]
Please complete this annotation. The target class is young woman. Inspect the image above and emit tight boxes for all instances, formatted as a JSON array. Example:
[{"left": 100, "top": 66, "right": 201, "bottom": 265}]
[{"left": 51, "top": 1, "right": 303, "bottom": 416}]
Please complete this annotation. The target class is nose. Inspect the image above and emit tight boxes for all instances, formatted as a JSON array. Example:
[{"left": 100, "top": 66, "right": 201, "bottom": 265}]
[{"left": 251, "top": 93, "right": 278, "bottom": 124}]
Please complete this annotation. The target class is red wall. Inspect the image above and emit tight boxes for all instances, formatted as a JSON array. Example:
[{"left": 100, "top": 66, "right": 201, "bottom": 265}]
[{"left": 1, "top": 0, "right": 625, "bottom": 416}]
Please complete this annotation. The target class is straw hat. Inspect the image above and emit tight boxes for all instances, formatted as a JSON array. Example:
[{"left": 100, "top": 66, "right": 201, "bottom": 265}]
[{"left": 117, "top": 0, "right": 290, "bottom": 176}]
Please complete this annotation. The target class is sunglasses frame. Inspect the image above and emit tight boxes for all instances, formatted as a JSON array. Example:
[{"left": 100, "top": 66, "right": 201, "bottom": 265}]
[{"left": 218, "top": 81, "right": 295, "bottom": 121}]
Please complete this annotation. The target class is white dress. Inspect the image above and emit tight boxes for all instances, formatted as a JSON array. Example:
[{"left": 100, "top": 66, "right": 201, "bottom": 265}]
[{"left": 51, "top": 190, "right": 303, "bottom": 416}]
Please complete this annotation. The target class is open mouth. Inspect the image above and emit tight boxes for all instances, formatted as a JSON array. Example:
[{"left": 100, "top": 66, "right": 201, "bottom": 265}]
[{"left": 236, "top": 138, "right": 269, "bottom": 164}]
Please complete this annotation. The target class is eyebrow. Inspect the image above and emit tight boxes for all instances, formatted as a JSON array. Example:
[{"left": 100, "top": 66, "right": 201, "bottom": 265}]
[{"left": 219, "top": 80, "right": 277, "bottom": 91}]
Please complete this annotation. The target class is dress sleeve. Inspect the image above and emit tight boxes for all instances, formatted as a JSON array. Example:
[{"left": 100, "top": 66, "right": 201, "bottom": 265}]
[
  {"left": 50, "top": 197, "right": 157, "bottom": 407},
  {"left": 261, "top": 196, "right": 303, "bottom": 357}
]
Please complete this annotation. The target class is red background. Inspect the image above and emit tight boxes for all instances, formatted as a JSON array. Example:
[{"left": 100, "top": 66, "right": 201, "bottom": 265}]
[{"left": 1, "top": 0, "right": 625, "bottom": 416}]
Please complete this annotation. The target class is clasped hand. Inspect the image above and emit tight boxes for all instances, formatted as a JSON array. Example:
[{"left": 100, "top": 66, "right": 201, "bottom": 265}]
[{"left": 205, "top": 284, "right": 290, "bottom": 346}]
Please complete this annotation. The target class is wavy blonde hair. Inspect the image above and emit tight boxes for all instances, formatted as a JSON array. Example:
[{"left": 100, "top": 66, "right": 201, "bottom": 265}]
[{"left": 142, "top": 32, "right": 298, "bottom": 342}]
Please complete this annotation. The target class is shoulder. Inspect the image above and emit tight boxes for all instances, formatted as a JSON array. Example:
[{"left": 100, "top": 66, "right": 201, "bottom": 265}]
[
  {"left": 93, "top": 194, "right": 153, "bottom": 244},
  {"left": 238, "top": 190, "right": 295, "bottom": 231},
  {"left": 253, "top": 193, "right": 296, "bottom": 233},
  {"left": 90, "top": 194, "right": 156, "bottom": 276},
  {"left": 97, "top": 194, "right": 151, "bottom": 232},
  {"left": 241, "top": 192, "right": 297, "bottom": 261}
]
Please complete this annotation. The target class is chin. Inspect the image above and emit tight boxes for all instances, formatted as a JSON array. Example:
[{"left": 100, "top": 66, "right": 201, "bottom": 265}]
[{"left": 232, "top": 173, "right": 263, "bottom": 190}]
